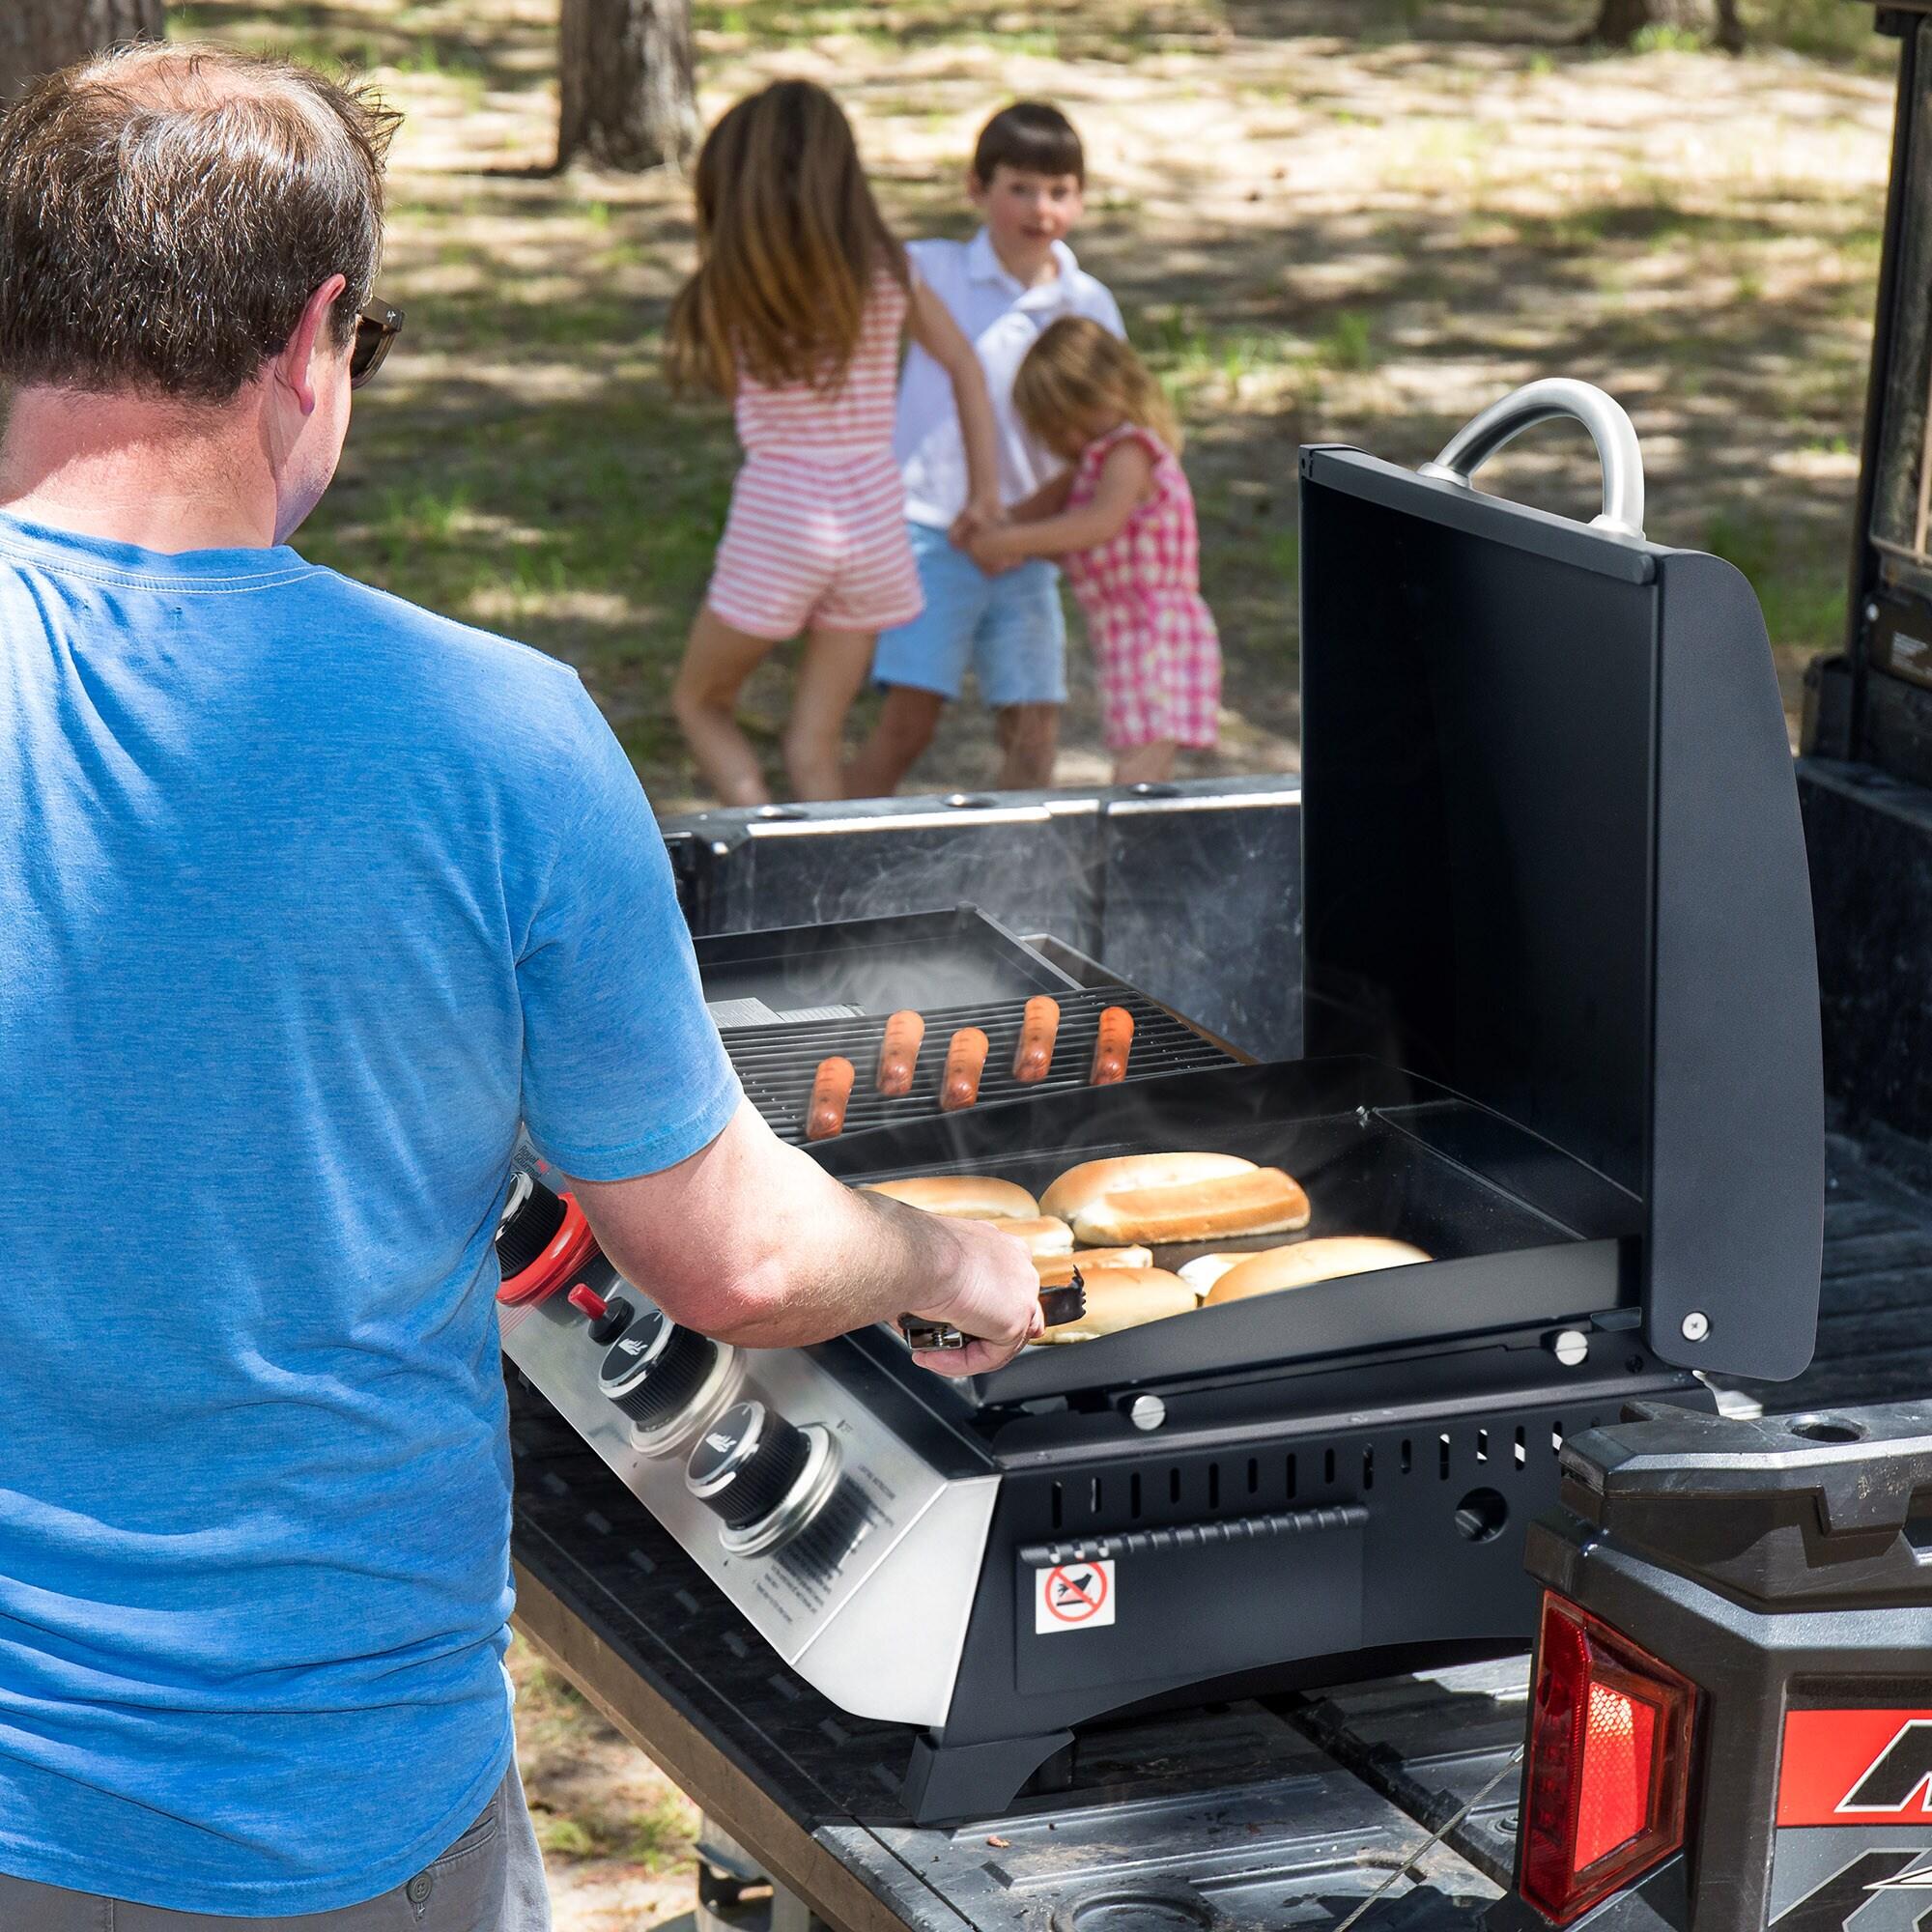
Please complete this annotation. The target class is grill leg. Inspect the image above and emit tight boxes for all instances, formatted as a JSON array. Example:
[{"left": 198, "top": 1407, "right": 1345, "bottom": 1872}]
[{"left": 900, "top": 1727, "right": 1075, "bottom": 1826}]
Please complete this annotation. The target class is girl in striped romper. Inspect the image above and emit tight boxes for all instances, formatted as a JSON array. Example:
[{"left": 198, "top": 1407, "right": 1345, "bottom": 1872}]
[
  {"left": 667, "top": 81, "right": 1001, "bottom": 805},
  {"left": 973, "top": 317, "right": 1221, "bottom": 785}
]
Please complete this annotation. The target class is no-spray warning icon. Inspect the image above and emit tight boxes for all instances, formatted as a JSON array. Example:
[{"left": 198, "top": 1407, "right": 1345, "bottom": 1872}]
[{"left": 1035, "top": 1558, "right": 1117, "bottom": 1633}]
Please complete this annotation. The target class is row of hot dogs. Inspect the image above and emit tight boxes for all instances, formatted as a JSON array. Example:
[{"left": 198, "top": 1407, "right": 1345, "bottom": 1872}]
[{"left": 805, "top": 996, "right": 1136, "bottom": 1140}]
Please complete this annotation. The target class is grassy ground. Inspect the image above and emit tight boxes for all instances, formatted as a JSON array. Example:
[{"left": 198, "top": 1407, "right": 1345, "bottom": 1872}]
[
  {"left": 156, "top": 3, "right": 1897, "bottom": 1920},
  {"left": 172, "top": 0, "right": 1894, "bottom": 810}
]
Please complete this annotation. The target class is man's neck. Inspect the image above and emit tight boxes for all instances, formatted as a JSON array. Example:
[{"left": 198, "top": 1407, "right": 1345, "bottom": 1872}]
[
  {"left": 987, "top": 229, "right": 1061, "bottom": 290},
  {"left": 0, "top": 385, "right": 278, "bottom": 552}
]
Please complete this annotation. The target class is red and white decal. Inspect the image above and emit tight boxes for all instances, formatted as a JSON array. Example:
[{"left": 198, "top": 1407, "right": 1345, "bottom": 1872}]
[
  {"left": 1035, "top": 1559, "right": 1116, "bottom": 1633},
  {"left": 1778, "top": 1712, "right": 1932, "bottom": 1826}
]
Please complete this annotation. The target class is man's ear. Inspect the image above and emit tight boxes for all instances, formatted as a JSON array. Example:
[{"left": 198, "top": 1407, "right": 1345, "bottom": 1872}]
[
  {"left": 966, "top": 168, "right": 988, "bottom": 207},
  {"left": 275, "top": 274, "right": 349, "bottom": 415}
]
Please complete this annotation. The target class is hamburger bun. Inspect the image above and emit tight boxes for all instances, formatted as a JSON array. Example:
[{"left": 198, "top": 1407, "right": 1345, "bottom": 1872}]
[
  {"left": 1035, "top": 1244, "right": 1152, "bottom": 1286},
  {"left": 1204, "top": 1236, "right": 1432, "bottom": 1305},
  {"left": 863, "top": 1176, "right": 1039, "bottom": 1219},
  {"left": 997, "top": 1216, "right": 1073, "bottom": 1258},
  {"left": 1034, "top": 1266, "right": 1196, "bottom": 1343},
  {"left": 1177, "top": 1253, "right": 1259, "bottom": 1299}
]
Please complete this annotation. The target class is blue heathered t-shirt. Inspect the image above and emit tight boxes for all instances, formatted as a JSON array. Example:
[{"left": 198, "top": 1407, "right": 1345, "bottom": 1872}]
[{"left": 0, "top": 511, "right": 741, "bottom": 1914}]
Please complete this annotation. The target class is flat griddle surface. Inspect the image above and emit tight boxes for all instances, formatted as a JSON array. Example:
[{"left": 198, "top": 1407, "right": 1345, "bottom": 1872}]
[{"left": 817, "top": 1059, "right": 1632, "bottom": 1407}]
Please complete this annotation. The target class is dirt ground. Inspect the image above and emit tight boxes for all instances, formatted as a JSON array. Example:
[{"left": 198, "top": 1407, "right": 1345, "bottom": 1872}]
[
  {"left": 160, "top": 2, "right": 1899, "bottom": 1920},
  {"left": 179, "top": 0, "right": 1891, "bottom": 810}
]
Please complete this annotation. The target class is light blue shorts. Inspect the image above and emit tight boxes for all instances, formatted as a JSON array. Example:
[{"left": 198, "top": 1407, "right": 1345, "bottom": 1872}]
[{"left": 871, "top": 521, "right": 1067, "bottom": 707}]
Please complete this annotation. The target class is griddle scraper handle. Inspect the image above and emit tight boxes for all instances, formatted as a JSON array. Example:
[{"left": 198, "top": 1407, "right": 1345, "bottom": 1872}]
[{"left": 899, "top": 1270, "right": 1085, "bottom": 1352}]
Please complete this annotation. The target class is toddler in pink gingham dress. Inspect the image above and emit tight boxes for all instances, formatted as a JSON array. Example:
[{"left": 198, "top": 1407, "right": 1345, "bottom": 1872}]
[{"left": 971, "top": 317, "right": 1220, "bottom": 782}]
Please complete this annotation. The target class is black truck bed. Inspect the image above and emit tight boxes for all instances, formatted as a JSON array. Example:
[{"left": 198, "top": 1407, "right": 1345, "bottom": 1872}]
[{"left": 508, "top": 1132, "right": 1931, "bottom": 1932}]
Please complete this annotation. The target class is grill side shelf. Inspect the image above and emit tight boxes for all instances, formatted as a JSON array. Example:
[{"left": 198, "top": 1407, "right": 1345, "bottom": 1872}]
[{"left": 724, "top": 987, "right": 1236, "bottom": 1145}]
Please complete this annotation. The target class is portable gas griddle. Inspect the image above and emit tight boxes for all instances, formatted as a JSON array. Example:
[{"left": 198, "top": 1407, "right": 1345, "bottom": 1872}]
[{"left": 498, "top": 381, "right": 1826, "bottom": 1830}]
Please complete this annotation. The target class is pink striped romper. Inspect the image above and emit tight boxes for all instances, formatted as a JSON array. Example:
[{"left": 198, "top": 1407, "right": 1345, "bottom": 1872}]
[
  {"left": 705, "top": 269, "right": 923, "bottom": 641},
  {"left": 1063, "top": 424, "right": 1222, "bottom": 751}
]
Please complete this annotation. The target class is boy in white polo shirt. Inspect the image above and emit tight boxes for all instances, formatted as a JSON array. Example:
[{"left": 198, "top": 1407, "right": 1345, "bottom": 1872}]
[{"left": 844, "top": 101, "right": 1125, "bottom": 797}]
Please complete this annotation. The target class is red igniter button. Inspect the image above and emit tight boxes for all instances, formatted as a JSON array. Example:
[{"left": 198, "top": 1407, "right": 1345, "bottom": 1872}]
[{"left": 567, "top": 1284, "right": 609, "bottom": 1321}]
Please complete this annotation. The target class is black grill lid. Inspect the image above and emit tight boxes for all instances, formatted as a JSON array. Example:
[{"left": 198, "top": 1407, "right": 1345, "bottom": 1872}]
[{"left": 1299, "top": 398, "right": 1822, "bottom": 1381}]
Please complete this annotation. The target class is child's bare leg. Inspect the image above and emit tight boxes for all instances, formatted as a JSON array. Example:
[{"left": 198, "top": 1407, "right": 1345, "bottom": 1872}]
[
  {"left": 1112, "top": 741, "right": 1178, "bottom": 786},
  {"left": 671, "top": 606, "right": 783, "bottom": 807},
  {"left": 785, "top": 627, "right": 875, "bottom": 801},
  {"left": 995, "top": 702, "right": 1061, "bottom": 790},
  {"left": 845, "top": 686, "right": 945, "bottom": 798}
]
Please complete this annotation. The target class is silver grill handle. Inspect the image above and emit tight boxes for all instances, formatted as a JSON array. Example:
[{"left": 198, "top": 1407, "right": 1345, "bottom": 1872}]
[{"left": 1416, "top": 377, "right": 1646, "bottom": 542}]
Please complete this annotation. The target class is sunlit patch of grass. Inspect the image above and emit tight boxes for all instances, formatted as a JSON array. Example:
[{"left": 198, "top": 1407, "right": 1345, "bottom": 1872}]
[
  {"left": 1703, "top": 509, "right": 1848, "bottom": 656},
  {"left": 1318, "top": 309, "right": 1377, "bottom": 373},
  {"left": 1632, "top": 23, "right": 1705, "bottom": 53}
]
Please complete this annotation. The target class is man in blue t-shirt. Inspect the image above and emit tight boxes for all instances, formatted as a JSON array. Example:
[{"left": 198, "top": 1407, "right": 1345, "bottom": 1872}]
[{"left": 0, "top": 45, "right": 1041, "bottom": 1932}]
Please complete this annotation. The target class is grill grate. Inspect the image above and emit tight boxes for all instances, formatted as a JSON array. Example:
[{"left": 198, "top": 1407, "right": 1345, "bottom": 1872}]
[{"left": 721, "top": 987, "right": 1236, "bottom": 1144}]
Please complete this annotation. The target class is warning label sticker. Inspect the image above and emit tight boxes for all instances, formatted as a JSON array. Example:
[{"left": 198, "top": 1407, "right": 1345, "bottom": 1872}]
[{"left": 1035, "top": 1559, "right": 1116, "bottom": 1633}]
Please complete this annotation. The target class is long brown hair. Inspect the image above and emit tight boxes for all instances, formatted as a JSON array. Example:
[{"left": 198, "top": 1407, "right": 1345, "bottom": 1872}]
[
  {"left": 1012, "top": 316, "right": 1182, "bottom": 457},
  {"left": 666, "top": 80, "right": 906, "bottom": 397}
]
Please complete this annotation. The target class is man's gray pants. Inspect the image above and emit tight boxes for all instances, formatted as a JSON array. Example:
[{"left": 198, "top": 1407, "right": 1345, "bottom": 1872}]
[{"left": 0, "top": 1765, "right": 553, "bottom": 1930}]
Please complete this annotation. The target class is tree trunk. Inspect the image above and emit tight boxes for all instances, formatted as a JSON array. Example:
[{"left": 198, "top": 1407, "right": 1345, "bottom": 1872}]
[
  {"left": 556, "top": 0, "right": 696, "bottom": 173},
  {"left": 1585, "top": 0, "right": 1744, "bottom": 49},
  {"left": 0, "top": 0, "right": 164, "bottom": 104}
]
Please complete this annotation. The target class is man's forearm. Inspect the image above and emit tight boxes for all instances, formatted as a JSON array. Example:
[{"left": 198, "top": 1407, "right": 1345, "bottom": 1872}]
[
  {"left": 569, "top": 1100, "right": 981, "bottom": 1347},
  {"left": 702, "top": 1186, "right": 969, "bottom": 1348}
]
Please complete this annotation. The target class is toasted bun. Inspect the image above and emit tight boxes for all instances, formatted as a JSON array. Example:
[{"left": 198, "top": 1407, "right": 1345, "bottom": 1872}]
[
  {"left": 1205, "top": 1236, "right": 1432, "bottom": 1305},
  {"left": 997, "top": 1216, "right": 1073, "bottom": 1257},
  {"left": 1035, "top": 1244, "right": 1152, "bottom": 1285},
  {"left": 1035, "top": 1266, "right": 1196, "bottom": 1343},
  {"left": 1040, "top": 1152, "right": 1256, "bottom": 1224},
  {"left": 1177, "top": 1253, "right": 1259, "bottom": 1299},
  {"left": 1071, "top": 1168, "right": 1311, "bottom": 1245},
  {"left": 864, "top": 1176, "right": 1040, "bottom": 1219}
]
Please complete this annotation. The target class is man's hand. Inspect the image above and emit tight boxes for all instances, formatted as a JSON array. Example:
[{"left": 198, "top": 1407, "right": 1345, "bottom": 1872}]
[{"left": 903, "top": 1216, "right": 1044, "bottom": 1378}]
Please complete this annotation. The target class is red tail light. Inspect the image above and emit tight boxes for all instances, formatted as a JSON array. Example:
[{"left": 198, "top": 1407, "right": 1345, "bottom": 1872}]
[{"left": 1519, "top": 1593, "right": 1695, "bottom": 1924}]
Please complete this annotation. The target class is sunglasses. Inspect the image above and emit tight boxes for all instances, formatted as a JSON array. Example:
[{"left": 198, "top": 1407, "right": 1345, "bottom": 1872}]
[{"left": 350, "top": 298, "right": 405, "bottom": 389}]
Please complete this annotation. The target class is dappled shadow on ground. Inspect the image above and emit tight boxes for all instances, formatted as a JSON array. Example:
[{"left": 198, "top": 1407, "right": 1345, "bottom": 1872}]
[{"left": 199, "top": 0, "right": 1890, "bottom": 805}]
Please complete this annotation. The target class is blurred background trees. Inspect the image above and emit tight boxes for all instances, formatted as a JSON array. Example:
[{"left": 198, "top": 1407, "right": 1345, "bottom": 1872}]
[
  {"left": 1589, "top": 0, "right": 1744, "bottom": 48},
  {"left": 557, "top": 0, "right": 696, "bottom": 171},
  {"left": 1, "top": 0, "right": 164, "bottom": 100}
]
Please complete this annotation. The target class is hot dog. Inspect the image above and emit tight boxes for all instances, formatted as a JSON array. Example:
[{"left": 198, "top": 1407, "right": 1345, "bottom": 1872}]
[
  {"left": 940, "top": 1027, "right": 989, "bottom": 1112},
  {"left": 1090, "top": 1006, "right": 1135, "bottom": 1085},
  {"left": 806, "top": 1057, "right": 855, "bottom": 1140},
  {"left": 875, "top": 1009, "right": 925, "bottom": 1096},
  {"left": 1011, "top": 996, "right": 1061, "bottom": 1084}
]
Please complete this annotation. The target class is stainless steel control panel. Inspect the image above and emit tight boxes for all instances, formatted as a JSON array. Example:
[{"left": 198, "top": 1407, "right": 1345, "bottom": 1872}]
[{"left": 501, "top": 1290, "right": 998, "bottom": 1728}]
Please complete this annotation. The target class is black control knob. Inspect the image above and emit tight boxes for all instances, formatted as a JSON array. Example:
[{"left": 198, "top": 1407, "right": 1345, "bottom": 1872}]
[
  {"left": 685, "top": 1400, "right": 810, "bottom": 1532},
  {"left": 597, "top": 1307, "right": 718, "bottom": 1432},
  {"left": 495, "top": 1170, "right": 567, "bottom": 1280}
]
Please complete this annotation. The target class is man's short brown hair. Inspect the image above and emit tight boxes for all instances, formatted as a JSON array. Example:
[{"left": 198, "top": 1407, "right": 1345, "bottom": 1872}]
[
  {"left": 971, "top": 101, "right": 1084, "bottom": 187},
  {"left": 0, "top": 44, "right": 400, "bottom": 404}
]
